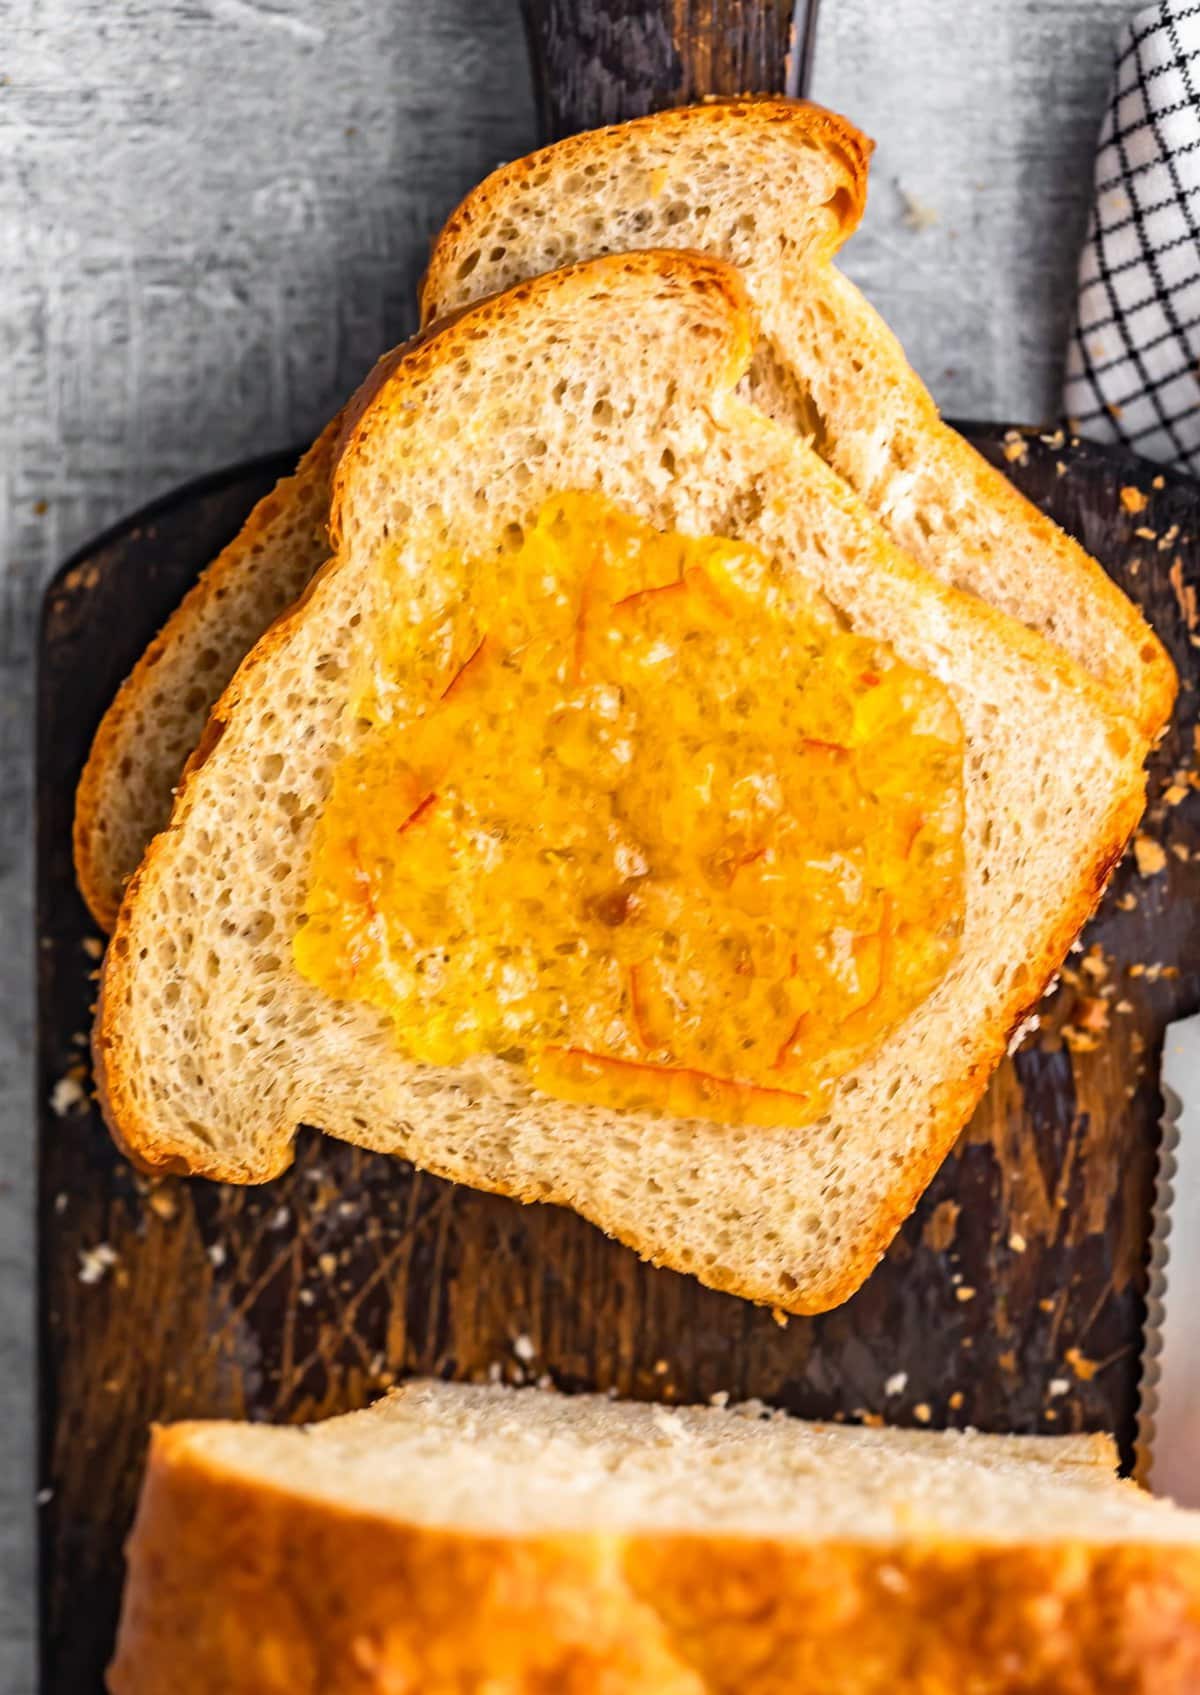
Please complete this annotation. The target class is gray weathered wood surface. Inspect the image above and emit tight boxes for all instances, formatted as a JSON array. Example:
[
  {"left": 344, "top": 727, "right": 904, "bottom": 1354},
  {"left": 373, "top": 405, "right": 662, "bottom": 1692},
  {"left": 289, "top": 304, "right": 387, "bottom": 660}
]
[{"left": 0, "top": 1, "right": 1147, "bottom": 1685}]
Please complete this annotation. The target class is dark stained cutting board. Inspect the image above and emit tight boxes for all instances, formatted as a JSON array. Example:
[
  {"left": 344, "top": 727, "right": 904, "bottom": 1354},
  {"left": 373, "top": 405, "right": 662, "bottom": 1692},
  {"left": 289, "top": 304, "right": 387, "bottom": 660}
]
[{"left": 36, "top": 425, "right": 1200, "bottom": 1690}]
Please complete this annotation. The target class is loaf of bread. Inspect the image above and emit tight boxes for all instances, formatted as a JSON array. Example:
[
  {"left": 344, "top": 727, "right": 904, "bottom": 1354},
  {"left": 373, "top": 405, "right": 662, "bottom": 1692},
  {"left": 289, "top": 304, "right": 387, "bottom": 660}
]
[
  {"left": 108, "top": 1379, "right": 1200, "bottom": 1694},
  {"left": 95, "top": 250, "right": 1146, "bottom": 1313},
  {"left": 74, "top": 100, "right": 1172, "bottom": 933}
]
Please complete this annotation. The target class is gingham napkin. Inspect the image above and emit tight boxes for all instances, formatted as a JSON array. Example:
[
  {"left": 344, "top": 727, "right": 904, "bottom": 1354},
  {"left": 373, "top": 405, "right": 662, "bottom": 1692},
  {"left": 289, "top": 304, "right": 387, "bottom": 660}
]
[{"left": 1064, "top": 0, "right": 1200, "bottom": 470}]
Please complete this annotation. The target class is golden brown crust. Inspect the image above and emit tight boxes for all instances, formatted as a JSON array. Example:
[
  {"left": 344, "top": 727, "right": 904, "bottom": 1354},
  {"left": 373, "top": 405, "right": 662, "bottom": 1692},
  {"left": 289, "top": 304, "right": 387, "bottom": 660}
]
[
  {"left": 956, "top": 447, "right": 1177, "bottom": 739},
  {"left": 800, "top": 770, "right": 1144, "bottom": 1312},
  {"left": 420, "top": 99, "right": 871, "bottom": 330},
  {"left": 108, "top": 1425, "right": 1200, "bottom": 1695},
  {"left": 333, "top": 250, "right": 754, "bottom": 543}
]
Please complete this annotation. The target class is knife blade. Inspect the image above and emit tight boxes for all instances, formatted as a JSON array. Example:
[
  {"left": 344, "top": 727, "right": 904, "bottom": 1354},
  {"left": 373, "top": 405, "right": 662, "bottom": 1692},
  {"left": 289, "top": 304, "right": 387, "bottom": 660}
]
[{"left": 1138, "top": 1011, "right": 1200, "bottom": 1502}]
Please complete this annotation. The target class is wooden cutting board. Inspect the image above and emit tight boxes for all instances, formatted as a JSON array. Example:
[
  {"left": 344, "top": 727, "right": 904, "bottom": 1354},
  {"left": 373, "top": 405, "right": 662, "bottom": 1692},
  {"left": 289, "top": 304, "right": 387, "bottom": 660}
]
[{"left": 36, "top": 424, "right": 1200, "bottom": 1689}]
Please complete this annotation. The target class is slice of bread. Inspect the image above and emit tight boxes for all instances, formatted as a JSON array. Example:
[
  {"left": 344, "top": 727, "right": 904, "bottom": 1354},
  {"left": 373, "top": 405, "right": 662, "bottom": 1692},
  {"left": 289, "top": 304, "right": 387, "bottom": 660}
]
[
  {"left": 73, "top": 420, "right": 342, "bottom": 932},
  {"left": 422, "top": 100, "right": 1175, "bottom": 742},
  {"left": 108, "top": 1379, "right": 1200, "bottom": 1695},
  {"left": 73, "top": 102, "right": 1173, "bottom": 939},
  {"left": 95, "top": 251, "right": 1146, "bottom": 1313}
]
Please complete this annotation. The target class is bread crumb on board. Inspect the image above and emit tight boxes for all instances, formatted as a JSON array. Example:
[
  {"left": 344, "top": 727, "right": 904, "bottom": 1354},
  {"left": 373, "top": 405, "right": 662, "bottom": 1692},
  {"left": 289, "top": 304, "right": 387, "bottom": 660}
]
[
  {"left": 884, "top": 1371, "right": 908, "bottom": 1397},
  {"left": 1170, "top": 555, "right": 1198, "bottom": 630},
  {"left": 1080, "top": 945, "right": 1108, "bottom": 980},
  {"left": 1002, "top": 430, "right": 1029, "bottom": 465},
  {"left": 1076, "top": 996, "right": 1110, "bottom": 1034},
  {"left": 146, "top": 1187, "right": 177, "bottom": 1222},
  {"left": 78, "top": 1242, "right": 118, "bottom": 1285},
  {"left": 1134, "top": 834, "right": 1168, "bottom": 877},
  {"left": 1120, "top": 485, "right": 1149, "bottom": 514},
  {"left": 50, "top": 1074, "right": 87, "bottom": 1116}
]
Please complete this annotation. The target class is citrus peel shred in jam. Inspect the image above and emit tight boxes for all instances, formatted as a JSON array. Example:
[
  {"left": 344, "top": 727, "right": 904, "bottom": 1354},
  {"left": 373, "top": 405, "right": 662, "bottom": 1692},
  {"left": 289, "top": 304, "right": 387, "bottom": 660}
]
[{"left": 294, "top": 492, "right": 966, "bottom": 1128}]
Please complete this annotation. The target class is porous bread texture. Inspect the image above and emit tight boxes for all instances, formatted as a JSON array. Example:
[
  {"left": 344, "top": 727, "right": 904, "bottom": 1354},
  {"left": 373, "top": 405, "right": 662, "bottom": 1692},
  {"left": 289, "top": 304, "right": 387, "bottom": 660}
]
[
  {"left": 96, "top": 251, "right": 1146, "bottom": 1314},
  {"left": 108, "top": 1381, "right": 1200, "bottom": 1695},
  {"left": 128, "top": 1379, "right": 1168, "bottom": 1541},
  {"left": 74, "top": 420, "right": 341, "bottom": 931},
  {"left": 73, "top": 100, "right": 1171, "bottom": 935},
  {"left": 422, "top": 98, "right": 1175, "bottom": 741}
]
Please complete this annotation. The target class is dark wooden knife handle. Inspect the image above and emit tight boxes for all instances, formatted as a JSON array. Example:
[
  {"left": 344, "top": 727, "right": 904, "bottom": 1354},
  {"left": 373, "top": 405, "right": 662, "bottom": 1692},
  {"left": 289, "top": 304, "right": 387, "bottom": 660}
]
[{"left": 519, "top": 0, "right": 818, "bottom": 143}]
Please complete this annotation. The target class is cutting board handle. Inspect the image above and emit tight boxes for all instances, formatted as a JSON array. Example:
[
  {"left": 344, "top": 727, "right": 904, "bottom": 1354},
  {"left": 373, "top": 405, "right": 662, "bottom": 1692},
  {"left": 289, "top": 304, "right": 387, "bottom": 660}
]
[{"left": 519, "top": 0, "right": 820, "bottom": 142}]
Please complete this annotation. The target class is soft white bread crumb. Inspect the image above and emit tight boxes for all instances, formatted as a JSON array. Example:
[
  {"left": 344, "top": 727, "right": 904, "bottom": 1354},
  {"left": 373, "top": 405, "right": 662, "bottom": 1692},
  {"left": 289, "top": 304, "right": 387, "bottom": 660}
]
[{"left": 165, "top": 1379, "right": 1192, "bottom": 1543}]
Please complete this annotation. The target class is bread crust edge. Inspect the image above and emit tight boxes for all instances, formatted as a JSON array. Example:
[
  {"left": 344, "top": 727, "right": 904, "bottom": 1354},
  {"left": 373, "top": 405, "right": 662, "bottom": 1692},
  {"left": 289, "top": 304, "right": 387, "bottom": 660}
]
[
  {"left": 107, "top": 1418, "right": 1200, "bottom": 1695},
  {"left": 72, "top": 420, "right": 343, "bottom": 933},
  {"left": 419, "top": 97, "right": 873, "bottom": 328}
]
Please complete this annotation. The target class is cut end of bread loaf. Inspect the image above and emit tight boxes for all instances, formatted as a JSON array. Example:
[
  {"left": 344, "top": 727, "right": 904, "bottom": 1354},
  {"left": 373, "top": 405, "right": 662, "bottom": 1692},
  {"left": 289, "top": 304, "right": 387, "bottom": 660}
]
[
  {"left": 108, "top": 1381, "right": 1200, "bottom": 1695},
  {"left": 96, "top": 249, "right": 1148, "bottom": 1314}
]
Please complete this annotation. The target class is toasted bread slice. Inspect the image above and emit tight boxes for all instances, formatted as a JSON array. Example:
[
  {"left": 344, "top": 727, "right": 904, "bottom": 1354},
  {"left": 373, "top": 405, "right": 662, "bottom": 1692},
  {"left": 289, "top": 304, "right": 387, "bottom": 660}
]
[
  {"left": 95, "top": 252, "right": 1145, "bottom": 1312},
  {"left": 72, "top": 420, "right": 342, "bottom": 931},
  {"left": 73, "top": 103, "right": 1171, "bottom": 938},
  {"left": 109, "top": 1380, "right": 1200, "bottom": 1695},
  {"left": 423, "top": 100, "right": 1175, "bottom": 740}
]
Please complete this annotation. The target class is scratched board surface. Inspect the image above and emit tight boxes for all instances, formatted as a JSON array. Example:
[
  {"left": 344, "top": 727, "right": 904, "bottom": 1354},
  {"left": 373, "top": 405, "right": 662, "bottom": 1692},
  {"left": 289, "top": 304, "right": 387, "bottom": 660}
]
[{"left": 37, "top": 427, "right": 1200, "bottom": 1690}]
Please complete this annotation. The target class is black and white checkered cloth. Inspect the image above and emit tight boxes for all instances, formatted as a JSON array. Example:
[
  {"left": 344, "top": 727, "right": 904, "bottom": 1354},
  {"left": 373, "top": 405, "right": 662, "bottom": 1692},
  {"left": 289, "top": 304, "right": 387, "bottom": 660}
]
[{"left": 1064, "top": 0, "right": 1200, "bottom": 470}]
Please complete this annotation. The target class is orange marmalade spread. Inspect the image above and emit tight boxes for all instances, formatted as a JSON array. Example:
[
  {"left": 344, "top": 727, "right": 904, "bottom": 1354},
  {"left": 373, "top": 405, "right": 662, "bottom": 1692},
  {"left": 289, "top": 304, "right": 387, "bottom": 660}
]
[{"left": 294, "top": 492, "right": 965, "bottom": 1127}]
